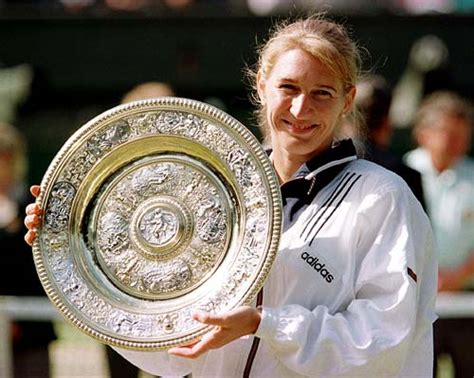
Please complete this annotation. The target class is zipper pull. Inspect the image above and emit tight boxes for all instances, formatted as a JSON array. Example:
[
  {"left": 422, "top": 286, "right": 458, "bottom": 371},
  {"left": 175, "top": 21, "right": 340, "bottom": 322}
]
[{"left": 307, "top": 176, "right": 316, "bottom": 195}]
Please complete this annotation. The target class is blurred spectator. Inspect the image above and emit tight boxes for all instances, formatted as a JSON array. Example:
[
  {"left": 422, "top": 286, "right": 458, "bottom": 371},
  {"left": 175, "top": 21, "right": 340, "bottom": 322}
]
[
  {"left": 103, "top": 0, "right": 156, "bottom": 11},
  {"left": 0, "top": 64, "right": 33, "bottom": 124},
  {"left": 340, "top": 74, "right": 426, "bottom": 208},
  {"left": 0, "top": 122, "right": 56, "bottom": 378},
  {"left": 58, "top": 0, "right": 95, "bottom": 12},
  {"left": 162, "top": 0, "right": 194, "bottom": 8},
  {"left": 120, "top": 81, "right": 175, "bottom": 103},
  {"left": 2, "top": 0, "right": 474, "bottom": 14},
  {"left": 404, "top": 91, "right": 474, "bottom": 377},
  {"left": 394, "top": 0, "right": 454, "bottom": 13},
  {"left": 60, "top": 0, "right": 200, "bottom": 13},
  {"left": 390, "top": 34, "right": 451, "bottom": 129},
  {"left": 245, "top": 0, "right": 389, "bottom": 15}
]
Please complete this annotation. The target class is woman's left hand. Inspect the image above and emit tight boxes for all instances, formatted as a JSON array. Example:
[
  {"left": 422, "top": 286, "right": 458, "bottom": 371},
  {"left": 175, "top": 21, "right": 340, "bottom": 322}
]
[{"left": 168, "top": 306, "right": 261, "bottom": 359}]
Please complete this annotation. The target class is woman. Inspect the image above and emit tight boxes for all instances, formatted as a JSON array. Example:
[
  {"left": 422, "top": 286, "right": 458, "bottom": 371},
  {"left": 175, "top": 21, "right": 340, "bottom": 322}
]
[{"left": 25, "top": 15, "right": 437, "bottom": 377}]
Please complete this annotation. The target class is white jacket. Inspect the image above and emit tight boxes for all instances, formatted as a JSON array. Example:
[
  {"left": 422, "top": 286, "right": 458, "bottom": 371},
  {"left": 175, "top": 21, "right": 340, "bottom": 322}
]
[{"left": 115, "top": 140, "right": 438, "bottom": 377}]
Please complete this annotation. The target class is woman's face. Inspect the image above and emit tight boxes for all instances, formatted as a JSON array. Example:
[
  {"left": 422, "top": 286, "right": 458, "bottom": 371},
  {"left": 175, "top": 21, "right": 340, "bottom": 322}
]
[{"left": 257, "top": 48, "right": 355, "bottom": 161}]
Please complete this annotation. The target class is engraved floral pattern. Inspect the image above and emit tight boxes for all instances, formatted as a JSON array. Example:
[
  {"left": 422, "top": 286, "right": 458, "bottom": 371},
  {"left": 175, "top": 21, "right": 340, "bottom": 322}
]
[
  {"left": 94, "top": 159, "right": 230, "bottom": 299},
  {"left": 44, "top": 182, "right": 76, "bottom": 232},
  {"left": 36, "top": 101, "right": 279, "bottom": 346}
]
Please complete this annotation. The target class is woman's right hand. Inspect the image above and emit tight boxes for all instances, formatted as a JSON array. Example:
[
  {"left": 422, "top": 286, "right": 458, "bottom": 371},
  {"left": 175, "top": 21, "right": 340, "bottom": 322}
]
[{"left": 24, "top": 185, "right": 42, "bottom": 246}]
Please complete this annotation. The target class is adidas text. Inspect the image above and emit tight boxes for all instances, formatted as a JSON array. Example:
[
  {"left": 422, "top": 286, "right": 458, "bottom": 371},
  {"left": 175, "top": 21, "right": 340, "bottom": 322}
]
[{"left": 301, "top": 252, "right": 334, "bottom": 283}]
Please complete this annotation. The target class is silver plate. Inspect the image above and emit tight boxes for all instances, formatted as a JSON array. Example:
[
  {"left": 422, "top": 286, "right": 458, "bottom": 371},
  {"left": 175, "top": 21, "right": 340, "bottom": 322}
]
[{"left": 33, "top": 97, "right": 282, "bottom": 350}]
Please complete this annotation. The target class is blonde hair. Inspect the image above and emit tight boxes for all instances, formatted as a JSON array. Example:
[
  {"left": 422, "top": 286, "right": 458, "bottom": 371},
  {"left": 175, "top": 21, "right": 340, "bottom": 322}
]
[{"left": 247, "top": 15, "right": 362, "bottom": 138}]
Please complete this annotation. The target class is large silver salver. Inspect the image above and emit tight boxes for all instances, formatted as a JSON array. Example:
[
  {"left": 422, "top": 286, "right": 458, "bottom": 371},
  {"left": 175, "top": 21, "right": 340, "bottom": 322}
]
[{"left": 33, "top": 97, "right": 282, "bottom": 351}]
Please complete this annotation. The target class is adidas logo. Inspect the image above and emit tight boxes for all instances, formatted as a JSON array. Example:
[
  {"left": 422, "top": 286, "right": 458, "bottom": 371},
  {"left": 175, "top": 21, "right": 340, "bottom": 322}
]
[{"left": 301, "top": 252, "right": 334, "bottom": 283}]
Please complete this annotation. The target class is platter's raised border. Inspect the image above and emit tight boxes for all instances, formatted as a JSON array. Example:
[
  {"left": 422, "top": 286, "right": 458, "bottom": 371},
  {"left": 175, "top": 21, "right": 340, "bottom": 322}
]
[{"left": 32, "top": 97, "right": 282, "bottom": 350}]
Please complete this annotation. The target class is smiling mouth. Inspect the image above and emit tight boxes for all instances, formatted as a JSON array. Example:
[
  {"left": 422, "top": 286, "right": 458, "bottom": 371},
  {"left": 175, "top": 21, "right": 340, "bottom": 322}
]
[{"left": 283, "top": 119, "right": 318, "bottom": 132}]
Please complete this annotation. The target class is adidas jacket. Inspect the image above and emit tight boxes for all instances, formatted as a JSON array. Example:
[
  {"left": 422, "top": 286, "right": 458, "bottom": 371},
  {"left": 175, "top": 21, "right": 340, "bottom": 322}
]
[{"left": 115, "top": 139, "right": 438, "bottom": 377}]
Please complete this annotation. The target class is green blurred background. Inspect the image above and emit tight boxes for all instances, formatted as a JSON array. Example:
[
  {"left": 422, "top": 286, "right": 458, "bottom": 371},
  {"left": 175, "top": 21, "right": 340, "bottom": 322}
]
[{"left": 1, "top": 11, "right": 473, "bottom": 185}]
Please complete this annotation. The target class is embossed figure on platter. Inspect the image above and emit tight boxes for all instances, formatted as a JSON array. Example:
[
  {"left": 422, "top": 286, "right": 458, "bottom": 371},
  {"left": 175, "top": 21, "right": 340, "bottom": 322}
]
[
  {"left": 139, "top": 207, "right": 178, "bottom": 246},
  {"left": 31, "top": 98, "right": 281, "bottom": 350}
]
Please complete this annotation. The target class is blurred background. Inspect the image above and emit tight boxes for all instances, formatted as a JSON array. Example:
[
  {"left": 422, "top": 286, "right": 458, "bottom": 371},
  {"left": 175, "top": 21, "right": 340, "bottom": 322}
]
[
  {"left": 0, "top": 1, "right": 473, "bottom": 377},
  {"left": 0, "top": 0, "right": 473, "bottom": 184}
]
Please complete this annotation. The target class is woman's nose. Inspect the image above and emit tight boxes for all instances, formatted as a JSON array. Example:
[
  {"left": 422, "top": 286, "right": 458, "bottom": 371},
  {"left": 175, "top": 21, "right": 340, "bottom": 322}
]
[{"left": 290, "top": 94, "right": 312, "bottom": 119}]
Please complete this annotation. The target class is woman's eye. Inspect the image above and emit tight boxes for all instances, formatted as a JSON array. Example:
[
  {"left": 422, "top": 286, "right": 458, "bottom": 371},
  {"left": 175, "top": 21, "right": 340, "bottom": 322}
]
[
  {"left": 279, "top": 84, "right": 298, "bottom": 92},
  {"left": 312, "top": 90, "right": 333, "bottom": 100}
]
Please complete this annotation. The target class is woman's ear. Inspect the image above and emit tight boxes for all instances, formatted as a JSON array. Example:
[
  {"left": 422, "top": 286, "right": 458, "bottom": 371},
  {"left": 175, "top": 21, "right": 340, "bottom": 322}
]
[{"left": 343, "top": 85, "right": 356, "bottom": 115}]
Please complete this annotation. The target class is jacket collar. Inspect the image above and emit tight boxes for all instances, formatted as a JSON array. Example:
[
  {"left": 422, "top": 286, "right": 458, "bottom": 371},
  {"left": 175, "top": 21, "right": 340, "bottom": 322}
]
[
  {"left": 267, "top": 139, "right": 358, "bottom": 180},
  {"left": 292, "top": 139, "right": 358, "bottom": 181},
  {"left": 271, "top": 139, "right": 358, "bottom": 224}
]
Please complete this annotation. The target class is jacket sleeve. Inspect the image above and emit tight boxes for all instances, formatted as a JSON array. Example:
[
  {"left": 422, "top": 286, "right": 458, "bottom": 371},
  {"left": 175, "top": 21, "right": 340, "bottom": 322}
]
[
  {"left": 111, "top": 346, "right": 192, "bottom": 377},
  {"left": 255, "top": 184, "right": 438, "bottom": 376}
]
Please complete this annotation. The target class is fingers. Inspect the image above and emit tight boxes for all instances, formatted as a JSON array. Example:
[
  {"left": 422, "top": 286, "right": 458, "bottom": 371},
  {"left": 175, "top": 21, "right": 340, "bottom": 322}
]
[
  {"left": 167, "top": 313, "right": 223, "bottom": 358},
  {"left": 168, "top": 342, "right": 202, "bottom": 358},
  {"left": 192, "top": 311, "right": 226, "bottom": 326},
  {"left": 168, "top": 330, "right": 221, "bottom": 359},
  {"left": 26, "top": 203, "right": 42, "bottom": 216},
  {"left": 192, "top": 307, "right": 260, "bottom": 333},
  {"left": 168, "top": 308, "right": 261, "bottom": 358},
  {"left": 24, "top": 213, "right": 40, "bottom": 245},
  {"left": 24, "top": 198, "right": 42, "bottom": 246},
  {"left": 30, "top": 185, "right": 41, "bottom": 198},
  {"left": 24, "top": 213, "right": 41, "bottom": 229},
  {"left": 24, "top": 229, "right": 38, "bottom": 246}
]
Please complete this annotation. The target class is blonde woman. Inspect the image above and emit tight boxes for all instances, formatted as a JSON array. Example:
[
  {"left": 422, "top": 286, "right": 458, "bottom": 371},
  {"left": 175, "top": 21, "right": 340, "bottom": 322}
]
[{"left": 25, "top": 15, "right": 437, "bottom": 377}]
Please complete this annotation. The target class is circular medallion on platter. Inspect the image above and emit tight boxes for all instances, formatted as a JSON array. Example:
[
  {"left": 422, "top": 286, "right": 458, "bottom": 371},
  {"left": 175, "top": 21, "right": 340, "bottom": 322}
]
[{"left": 33, "top": 97, "right": 282, "bottom": 350}]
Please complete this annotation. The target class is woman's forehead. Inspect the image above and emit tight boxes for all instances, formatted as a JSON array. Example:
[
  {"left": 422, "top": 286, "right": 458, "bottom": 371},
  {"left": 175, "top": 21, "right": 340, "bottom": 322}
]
[{"left": 269, "top": 48, "right": 342, "bottom": 87}]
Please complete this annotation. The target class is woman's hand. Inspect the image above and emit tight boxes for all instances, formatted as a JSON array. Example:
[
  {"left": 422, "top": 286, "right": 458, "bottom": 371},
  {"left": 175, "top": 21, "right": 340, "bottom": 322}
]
[
  {"left": 24, "top": 185, "right": 42, "bottom": 246},
  {"left": 168, "top": 306, "right": 261, "bottom": 359}
]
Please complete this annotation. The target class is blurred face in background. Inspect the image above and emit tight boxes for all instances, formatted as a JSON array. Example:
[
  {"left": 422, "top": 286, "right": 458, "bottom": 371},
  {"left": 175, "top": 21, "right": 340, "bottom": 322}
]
[
  {"left": 417, "top": 113, "right": 471, "bottom": 171},
  {"left": 0, "top": 152, "right": 14, "bottom": 194}
]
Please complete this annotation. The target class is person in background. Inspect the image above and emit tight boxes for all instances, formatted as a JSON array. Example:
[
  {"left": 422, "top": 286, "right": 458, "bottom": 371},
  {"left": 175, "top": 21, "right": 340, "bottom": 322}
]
[
  {"left": 405, "top": 91, "right": 474, "bottom": 377},
  {"left": 389, "top": 34, "right": 450, "bottom": 129},
  {"left": 120, "top": 81, "right": 175, "bottom": 104},
  {"left": 0, "top": 122, "right": 56, "bottom": 378},
  {"left": 354, "top": 74, "right": 426, "bottom": 208},
  {"left": 25, "top": 15, "right": 437, "bottom": 377}
]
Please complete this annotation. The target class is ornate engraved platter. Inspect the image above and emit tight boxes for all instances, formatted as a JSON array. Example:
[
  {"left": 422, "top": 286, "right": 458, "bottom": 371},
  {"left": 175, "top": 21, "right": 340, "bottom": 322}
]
[{"left": 32, "top": 97, "right": 282, "bottom": 351}]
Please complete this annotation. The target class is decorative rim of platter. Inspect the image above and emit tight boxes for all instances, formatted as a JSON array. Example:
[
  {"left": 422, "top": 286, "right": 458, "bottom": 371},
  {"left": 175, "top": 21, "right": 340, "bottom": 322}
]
[{"left": 32, "top": 97, "right": 282, "bottom": 351}]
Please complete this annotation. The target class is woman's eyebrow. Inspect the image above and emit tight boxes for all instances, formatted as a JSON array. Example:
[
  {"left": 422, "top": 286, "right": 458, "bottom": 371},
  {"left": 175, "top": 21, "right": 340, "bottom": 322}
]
[
  {"left": 312, "top": 85, "right": 337, "bottom": 93},
  {"left": 320, "top": 83, "right": 338, "bottom": 90},
  {"left": 276, "top": 77, "right": 338, "bottom": 94},
  {"left": 277, "top": 77, "right": 298, "bottom": 83}
]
